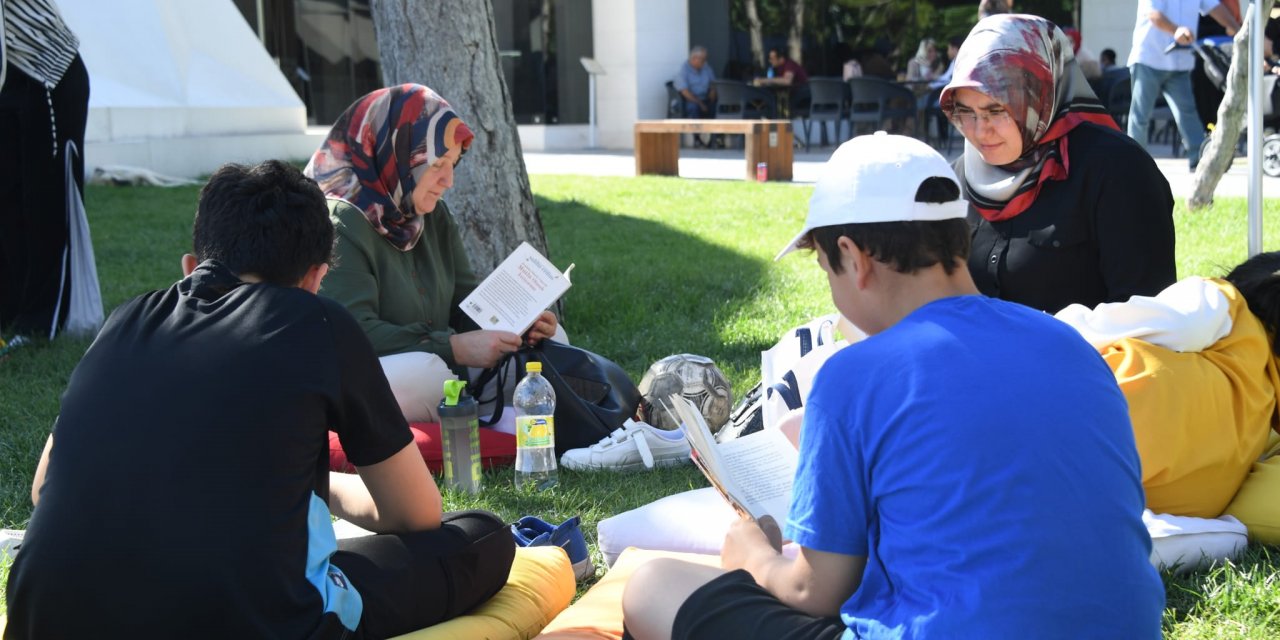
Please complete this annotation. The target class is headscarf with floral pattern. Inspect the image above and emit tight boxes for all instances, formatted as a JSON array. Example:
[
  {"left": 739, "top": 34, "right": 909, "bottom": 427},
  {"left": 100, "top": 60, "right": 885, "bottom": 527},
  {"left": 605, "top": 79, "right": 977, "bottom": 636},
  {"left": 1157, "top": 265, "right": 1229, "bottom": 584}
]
[{"left": 304, "top": 84, "right": 474, "bottom": 250}]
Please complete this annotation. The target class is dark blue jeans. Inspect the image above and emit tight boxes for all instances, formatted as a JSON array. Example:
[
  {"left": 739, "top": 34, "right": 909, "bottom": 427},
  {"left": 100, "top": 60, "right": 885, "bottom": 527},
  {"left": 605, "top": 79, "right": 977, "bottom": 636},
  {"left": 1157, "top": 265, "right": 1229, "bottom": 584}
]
[
  {"left": 682, "top": 97, "right": 714, "bottom": 119},
  {"left": 1127, "top": 62, "right": 1205, "bottom": 167}
]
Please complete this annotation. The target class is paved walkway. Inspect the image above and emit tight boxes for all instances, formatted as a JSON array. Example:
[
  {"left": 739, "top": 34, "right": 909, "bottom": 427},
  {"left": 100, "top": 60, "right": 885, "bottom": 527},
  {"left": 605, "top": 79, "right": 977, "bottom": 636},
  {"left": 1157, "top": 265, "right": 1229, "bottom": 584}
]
[{"left": 523, "top": 142, "right": 1276, "bottom": 200}]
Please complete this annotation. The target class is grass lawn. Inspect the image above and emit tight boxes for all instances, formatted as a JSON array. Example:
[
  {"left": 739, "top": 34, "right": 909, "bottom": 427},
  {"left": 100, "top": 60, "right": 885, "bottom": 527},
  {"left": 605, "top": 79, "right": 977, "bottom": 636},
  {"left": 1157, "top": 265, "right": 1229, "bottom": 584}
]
[{"left": 3, "top": 174, "right": 1280, "bottom": 635}]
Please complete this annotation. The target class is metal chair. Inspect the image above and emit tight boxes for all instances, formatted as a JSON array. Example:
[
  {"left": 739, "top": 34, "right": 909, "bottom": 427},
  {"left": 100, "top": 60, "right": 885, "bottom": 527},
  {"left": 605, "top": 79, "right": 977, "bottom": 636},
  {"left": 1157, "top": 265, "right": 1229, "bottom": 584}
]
[
  {"left": 711, "top": 80, "right": 772, "bottom": 148},
  {"left": 1149, "top": 99, "right": 1182, "bottom": 157},
  {"left": 665, "top": 80, "right": 684, "bottom": 118},
  {"left": 712, "top": 79, "right": 772, "bottom": 119},
  {"left": 847, "top": 77, "right": 917, "bottom": 138},
  {"left": 1102, "top": 67, "right": 1131, "bottom": 129},
  {"left": 798, "top": 77, "right": 849, "bottom": 150},
  {"left": 922, "top": 87, "right": 955, "bottom": 153}
]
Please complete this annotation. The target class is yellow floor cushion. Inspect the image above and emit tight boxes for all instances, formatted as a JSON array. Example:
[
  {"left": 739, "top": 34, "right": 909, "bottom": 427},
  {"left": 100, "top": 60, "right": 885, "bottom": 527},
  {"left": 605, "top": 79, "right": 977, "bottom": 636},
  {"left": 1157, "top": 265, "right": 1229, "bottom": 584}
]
[
  {"left": 0, "top": 545, "right": 574, "bottom": 640},
  {"left": 393, "top": 545, "right": 576, "bottom": 640},
  {"left": 1224, "top": 433, "right": 1280, "bottom": 546},
  {"left": 536, "top": 548, "right": 720, "bottom": 640}
]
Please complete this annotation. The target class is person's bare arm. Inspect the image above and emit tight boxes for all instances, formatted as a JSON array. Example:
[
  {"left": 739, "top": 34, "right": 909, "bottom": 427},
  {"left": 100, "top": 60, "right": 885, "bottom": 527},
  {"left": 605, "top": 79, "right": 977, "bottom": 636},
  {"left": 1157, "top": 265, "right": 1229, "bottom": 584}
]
[
  {"left": 1208, "top": 4, "right": 1240, "bottom": 36},
  {"left": 1149, "top": 10, "right": 1194, "bottom": 44},
  {"left": 329, "top": 442, "right": 442, "bottom": 533},
  {"left": 722, "top": 516, "right": 865, "bottom": 617},
  {"left": 31, "top": 434, "right": 54, "bottom": 506}
]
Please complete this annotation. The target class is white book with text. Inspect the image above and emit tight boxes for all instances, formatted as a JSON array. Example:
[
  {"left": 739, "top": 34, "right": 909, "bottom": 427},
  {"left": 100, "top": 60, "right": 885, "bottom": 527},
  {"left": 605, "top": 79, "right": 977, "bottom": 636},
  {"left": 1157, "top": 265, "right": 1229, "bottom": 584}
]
[
  {"left": 666, "top": 395, "right": 798, "bottom": 524},
  {"left": 459, "top": 242, "right": 573, "bottom": 335}
]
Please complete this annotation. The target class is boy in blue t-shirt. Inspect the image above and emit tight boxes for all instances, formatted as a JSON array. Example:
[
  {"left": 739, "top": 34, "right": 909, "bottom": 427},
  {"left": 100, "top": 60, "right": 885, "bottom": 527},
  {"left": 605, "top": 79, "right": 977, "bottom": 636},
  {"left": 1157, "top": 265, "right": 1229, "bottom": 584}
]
[{"left": 621, "top": 133, "right": 1164, "bottom": 640}]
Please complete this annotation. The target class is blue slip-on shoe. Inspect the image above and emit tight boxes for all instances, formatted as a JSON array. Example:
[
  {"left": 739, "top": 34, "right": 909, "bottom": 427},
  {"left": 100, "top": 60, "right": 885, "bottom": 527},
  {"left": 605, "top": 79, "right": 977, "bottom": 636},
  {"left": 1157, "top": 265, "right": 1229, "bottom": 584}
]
[{"left": 511, "top": 515, "right": 594, "bottom": 581}]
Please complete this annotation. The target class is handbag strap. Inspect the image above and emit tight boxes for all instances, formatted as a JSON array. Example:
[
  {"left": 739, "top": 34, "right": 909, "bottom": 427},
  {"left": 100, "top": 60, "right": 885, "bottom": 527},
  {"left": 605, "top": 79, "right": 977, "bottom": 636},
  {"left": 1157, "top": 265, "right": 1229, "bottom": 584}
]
[
  {"left": 469, "top": 353, "right": 511, "bottom": 427},
  {"left": 469, "top": 345, "right": 538, "bottom": 427}
]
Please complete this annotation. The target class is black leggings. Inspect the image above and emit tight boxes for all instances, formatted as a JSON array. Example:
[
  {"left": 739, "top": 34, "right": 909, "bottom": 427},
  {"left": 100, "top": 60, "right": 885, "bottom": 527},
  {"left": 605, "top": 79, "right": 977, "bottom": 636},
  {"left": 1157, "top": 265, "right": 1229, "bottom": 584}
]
[
  {"left": 623, "top": 569, "right": 845, "bottom": 640},
  {"left": 330, "top": 510, "right": 515, "bottom": 639}
]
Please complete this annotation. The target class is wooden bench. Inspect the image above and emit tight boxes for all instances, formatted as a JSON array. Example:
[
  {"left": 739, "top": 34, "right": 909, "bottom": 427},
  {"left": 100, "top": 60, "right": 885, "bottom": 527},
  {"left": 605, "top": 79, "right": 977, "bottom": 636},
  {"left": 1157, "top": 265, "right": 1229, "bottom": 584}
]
[{"left": 634, "top": 119, "right": 794, "bottom": 181}]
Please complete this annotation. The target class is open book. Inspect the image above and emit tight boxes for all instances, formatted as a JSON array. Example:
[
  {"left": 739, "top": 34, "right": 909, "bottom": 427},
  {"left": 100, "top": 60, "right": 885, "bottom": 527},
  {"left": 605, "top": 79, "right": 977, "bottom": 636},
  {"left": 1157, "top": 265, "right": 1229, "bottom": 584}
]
[
  {"left": 664, "top": 395, "right": 798, "bottom": 524},
  {"left": 459, "top": 242, "right": 574, "bottom": 335}
]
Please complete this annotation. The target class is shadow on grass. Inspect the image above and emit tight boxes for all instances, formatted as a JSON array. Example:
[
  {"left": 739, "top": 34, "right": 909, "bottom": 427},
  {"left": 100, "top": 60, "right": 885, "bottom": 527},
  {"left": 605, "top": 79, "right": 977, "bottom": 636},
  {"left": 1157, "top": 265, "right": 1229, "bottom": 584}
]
[
  {"left": 537, "top": 193, "right": 773, "bottom": 382},
  {"left": 449, "top": 465, "right": 710, "bottom": 589}
]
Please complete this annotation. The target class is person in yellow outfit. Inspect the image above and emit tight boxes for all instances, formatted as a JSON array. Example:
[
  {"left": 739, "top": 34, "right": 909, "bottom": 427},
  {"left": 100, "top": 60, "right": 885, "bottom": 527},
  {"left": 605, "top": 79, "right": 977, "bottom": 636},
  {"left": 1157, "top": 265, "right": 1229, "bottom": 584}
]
[{"left": 1055, "top": 251, "right": 1280, "bottom": 537}]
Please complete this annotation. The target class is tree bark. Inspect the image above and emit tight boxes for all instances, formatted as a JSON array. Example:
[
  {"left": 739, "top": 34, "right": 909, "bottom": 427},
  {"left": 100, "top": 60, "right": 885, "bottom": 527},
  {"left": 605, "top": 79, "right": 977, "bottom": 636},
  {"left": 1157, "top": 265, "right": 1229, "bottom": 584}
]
[
  {"left": 788, "top": 0, "right": 805, "bottom": 65},
  {"left": 746, "top": 0, "right": 765, "bottom": 71},
  {"left": 369, "top": 0, "right": 548, "bottom": 275},
  {"left": 1188, "top": 0, "right": 1274, "bottom": 210}
]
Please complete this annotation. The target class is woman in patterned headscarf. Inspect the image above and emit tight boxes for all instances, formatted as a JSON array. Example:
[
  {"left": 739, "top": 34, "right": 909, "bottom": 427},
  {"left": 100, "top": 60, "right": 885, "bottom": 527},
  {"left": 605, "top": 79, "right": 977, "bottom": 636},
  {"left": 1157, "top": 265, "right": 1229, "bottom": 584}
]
[
  {"left": 306, "top": 84, "right": 559, "bottom": 422},
  {"left": 940, "top": 14, "right": 1175, "bottom": 314}
]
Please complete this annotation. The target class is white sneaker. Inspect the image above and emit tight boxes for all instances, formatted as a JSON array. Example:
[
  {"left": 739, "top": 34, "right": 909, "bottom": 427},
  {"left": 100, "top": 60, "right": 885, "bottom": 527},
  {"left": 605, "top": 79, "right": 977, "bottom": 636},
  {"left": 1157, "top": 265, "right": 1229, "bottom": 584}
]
[{"left": 560, "top": 419, "right": 692, "bottom": 471}]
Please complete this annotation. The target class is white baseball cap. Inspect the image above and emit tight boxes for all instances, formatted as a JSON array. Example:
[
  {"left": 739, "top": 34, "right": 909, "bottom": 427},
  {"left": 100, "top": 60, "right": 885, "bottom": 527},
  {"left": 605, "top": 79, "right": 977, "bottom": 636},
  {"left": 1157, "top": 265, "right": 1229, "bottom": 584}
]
[{"left": 775, "top": 132, "right": 968, "bottom": 260}]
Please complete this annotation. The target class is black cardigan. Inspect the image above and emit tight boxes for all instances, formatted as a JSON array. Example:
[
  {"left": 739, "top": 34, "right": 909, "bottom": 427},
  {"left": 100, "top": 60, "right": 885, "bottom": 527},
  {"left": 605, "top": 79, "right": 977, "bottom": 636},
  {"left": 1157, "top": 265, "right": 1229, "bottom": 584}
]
[{"left": 956, "top": 123, "right": 1176, "bottom": 314}]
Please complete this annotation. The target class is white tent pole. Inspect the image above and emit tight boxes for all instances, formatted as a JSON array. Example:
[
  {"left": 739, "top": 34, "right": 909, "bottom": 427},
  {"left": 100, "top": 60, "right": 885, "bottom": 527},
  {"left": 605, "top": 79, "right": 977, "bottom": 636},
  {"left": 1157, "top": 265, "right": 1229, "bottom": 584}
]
[
  {"left": 589, "top": 73, "right": 597, "bottom": 148},
  {"left": 256, "top": 0, "right": 266, "bottom": 44},
  {"left": 1249, "top": 0, "right": 1264, "bottom": 257}
]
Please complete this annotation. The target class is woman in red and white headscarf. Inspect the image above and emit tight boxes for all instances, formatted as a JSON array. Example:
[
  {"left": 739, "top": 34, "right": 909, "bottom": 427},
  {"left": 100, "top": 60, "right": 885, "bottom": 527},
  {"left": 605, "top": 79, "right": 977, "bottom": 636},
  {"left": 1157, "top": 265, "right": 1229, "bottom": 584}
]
[
  {"left": 306, "top": 84, "right": 559, "bottom": 422},
  {"left": 941, "top": 14, "right": 1175, "bottom": 314}
]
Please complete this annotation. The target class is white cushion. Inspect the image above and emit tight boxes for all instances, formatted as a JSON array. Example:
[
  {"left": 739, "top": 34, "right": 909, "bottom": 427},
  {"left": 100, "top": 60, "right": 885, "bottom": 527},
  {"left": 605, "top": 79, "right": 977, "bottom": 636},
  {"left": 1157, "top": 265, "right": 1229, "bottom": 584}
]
[
  {"left": 1145, "top": 509, "right": 1248, "bottom": 574},
  {"left": 597, "top": 493, "right": 1250, "bottom": 577},
  {"left": 597, "top": 488, "right": 733, "bottom": 567}
]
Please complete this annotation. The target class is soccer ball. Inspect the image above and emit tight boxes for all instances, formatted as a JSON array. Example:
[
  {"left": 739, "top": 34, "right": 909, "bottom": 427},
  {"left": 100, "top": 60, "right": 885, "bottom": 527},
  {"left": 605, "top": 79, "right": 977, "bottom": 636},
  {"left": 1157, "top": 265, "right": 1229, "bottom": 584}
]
[{"left": 637, "top": 354, "right": 733, "bottom": 432}]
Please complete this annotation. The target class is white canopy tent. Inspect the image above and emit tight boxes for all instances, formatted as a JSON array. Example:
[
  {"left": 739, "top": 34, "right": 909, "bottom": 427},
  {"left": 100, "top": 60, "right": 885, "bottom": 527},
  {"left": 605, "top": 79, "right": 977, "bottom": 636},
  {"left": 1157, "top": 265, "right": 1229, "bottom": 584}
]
[{"left": 58, "top": 0, "right": 321, "bottom": 178}]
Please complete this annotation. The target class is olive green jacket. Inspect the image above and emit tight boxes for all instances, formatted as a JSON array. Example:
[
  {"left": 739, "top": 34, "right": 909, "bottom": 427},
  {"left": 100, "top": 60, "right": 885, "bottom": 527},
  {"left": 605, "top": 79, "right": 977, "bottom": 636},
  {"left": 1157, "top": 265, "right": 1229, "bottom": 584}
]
[{"left": 320, "top": 198, "right": 480, "bottom": 368}]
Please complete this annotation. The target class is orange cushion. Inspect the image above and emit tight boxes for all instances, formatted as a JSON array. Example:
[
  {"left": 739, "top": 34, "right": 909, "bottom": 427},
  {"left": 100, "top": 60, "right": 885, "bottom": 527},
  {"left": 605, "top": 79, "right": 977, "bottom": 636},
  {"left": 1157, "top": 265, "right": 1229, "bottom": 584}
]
[{"left": 536, "top": 548, "right": 720, "bottom": 640}]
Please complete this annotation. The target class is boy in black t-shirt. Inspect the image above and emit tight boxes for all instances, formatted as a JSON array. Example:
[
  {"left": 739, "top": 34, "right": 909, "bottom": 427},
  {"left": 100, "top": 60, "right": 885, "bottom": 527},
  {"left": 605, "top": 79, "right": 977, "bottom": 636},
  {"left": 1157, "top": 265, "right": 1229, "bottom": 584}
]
[{"left": 5, "top": 161, "right": 514, "bottom": 640}]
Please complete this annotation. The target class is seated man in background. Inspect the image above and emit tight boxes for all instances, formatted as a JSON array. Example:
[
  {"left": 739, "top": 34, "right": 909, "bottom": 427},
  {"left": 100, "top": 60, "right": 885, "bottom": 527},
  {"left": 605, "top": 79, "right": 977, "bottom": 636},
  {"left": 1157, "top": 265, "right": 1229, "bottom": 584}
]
[
  {"left": 755, "top": 47, "right": 811, "bottom": 116},
  {"left": 621, "top": 134, "right": 1163, "bottom": 639},
  {"left": 674, "top": 45, "right": 720, "bottom": 147},
  {"left": 5, "top": 160, "right": 514, "bottom": 639}
]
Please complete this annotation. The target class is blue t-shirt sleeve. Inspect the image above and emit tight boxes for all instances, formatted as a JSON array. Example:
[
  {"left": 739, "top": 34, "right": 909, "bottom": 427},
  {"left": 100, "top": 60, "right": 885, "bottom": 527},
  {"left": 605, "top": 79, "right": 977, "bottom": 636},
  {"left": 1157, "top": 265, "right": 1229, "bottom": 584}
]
[
  {"left": 784, "top": 359, "right": 871, "bottom": 556},
  {"left": 673, "top": 63, "right": 691, "bottom": 91}
]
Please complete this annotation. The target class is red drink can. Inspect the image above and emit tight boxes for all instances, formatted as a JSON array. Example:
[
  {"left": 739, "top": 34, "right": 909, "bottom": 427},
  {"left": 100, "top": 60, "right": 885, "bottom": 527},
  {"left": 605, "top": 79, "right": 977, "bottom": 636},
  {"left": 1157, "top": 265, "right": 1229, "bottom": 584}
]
[{"left": 756, "top": 162, "right": 768, "bottom": 182}]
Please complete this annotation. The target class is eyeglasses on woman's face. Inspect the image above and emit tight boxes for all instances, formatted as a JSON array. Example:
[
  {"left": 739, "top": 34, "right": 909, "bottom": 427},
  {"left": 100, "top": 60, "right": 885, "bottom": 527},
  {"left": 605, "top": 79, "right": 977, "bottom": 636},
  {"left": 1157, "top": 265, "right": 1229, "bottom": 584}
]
[
  {"left": 950, "top": 88, "right": 1024, "bottom": 165},
  {"left": 949, "top": 106, "right": 1013, "bottom": 130}
]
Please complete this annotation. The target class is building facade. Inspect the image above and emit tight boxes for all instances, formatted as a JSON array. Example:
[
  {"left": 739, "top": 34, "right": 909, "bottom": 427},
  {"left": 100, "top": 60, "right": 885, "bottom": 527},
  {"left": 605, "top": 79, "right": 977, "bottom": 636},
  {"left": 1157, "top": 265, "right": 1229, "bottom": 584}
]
[{"left": 62, "top": 0, "right": 1146, "bottom": 177}]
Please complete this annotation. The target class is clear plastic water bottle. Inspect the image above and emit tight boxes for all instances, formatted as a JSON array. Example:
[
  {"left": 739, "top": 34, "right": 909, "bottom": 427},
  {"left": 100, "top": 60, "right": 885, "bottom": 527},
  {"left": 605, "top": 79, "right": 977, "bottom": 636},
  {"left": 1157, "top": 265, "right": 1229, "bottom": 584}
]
[{"left": 514, "top": 361, "right": 558, "bottom": 491}]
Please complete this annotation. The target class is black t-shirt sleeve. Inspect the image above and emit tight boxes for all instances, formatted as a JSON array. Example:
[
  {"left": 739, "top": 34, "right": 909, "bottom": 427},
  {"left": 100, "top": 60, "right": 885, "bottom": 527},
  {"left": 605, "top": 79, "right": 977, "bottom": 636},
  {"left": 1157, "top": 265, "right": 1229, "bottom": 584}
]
[{"left": 322, "top": 296, "right": 413, "bottom": 467}]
